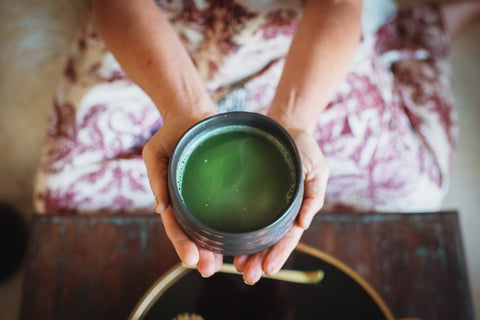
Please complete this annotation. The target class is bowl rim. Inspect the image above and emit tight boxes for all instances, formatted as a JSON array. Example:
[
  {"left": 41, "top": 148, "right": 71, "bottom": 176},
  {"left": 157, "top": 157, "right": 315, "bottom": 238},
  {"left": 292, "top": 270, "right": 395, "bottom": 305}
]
[{"left": 167, "top": 111, "right": 304, "bottom": 237}]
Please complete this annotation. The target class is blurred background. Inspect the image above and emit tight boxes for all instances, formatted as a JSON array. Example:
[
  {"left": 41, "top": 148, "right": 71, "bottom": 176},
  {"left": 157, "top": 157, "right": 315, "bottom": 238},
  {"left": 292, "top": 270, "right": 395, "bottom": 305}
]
[{"left": 1, "top": 0, "right": 479, "bottom": 319}]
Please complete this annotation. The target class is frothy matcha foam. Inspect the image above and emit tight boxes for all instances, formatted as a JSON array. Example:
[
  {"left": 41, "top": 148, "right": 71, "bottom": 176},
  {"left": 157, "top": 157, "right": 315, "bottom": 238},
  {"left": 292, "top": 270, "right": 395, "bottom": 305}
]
[{"left": 176, "top": 125, "right": 297, "bottom": 233}]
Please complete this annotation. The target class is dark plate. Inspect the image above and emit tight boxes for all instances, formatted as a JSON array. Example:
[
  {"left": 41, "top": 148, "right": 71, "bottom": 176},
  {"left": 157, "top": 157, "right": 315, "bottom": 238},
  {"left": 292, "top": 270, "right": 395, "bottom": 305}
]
[{"left": 130, "top": 243, "right": 395, "bottom": 320}]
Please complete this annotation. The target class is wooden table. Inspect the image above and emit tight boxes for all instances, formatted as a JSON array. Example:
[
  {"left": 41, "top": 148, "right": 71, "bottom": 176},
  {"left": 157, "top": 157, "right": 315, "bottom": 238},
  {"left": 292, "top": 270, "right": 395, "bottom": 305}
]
[{"left": 20, "top": 211, "right": 474, "bottom": 320}]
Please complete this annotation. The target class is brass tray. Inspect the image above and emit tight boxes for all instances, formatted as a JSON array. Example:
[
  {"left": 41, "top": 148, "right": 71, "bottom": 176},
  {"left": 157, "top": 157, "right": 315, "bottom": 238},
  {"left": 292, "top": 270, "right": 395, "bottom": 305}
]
[{"left": 130, "top": 243, "right": 395, "bottom": 320}]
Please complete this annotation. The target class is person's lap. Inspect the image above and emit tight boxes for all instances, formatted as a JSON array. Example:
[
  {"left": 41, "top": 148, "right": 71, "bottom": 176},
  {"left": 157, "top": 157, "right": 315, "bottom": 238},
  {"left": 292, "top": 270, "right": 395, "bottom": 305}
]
[{"left": 33, "top": 4, "right": 456, "bottom": 214}]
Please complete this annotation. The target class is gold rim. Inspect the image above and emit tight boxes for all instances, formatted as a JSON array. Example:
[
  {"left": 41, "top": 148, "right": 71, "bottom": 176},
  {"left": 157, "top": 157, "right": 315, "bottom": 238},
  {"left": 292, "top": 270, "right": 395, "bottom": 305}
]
[
  {"left": 128, "top": 263, "right": 190, "bottom": 320},
  {"left": 129, "top": 243, "right": 395, "bottom": 320},
  {"left": 295, "top": 243, "right": 395, "bottom": 320}
]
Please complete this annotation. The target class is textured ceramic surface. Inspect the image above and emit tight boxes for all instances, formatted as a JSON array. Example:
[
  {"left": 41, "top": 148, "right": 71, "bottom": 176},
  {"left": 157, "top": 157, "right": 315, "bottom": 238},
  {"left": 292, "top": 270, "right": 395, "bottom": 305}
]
[{"left": 168, "top": 112, "right": 304, "bottom": 256}]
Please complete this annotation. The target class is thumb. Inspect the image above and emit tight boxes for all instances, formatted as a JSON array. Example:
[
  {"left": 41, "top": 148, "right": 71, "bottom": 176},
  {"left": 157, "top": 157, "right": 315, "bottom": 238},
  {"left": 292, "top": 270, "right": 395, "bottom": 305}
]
[
  {"left": 142, "top": 137, "right": 170, "bottom": 213},
  {"left": 298, "top": 157, "right": 329, "bottom": 229}
]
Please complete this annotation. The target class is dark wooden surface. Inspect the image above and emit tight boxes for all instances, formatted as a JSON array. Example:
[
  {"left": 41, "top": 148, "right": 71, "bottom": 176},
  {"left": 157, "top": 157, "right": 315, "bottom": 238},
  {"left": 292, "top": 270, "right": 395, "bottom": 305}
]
[{"left": 20, "top": 211, "right": 474, "bottom": 320}]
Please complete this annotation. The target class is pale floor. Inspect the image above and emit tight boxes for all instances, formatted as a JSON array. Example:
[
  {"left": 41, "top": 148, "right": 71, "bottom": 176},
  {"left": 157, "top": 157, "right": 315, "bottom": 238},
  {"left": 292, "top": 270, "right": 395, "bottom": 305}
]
[
  {"left": 1, "top": 1, "right": 479, "bottom": 319},
  {"left": 443, "top": 18, "right": 480, "bottom": 318}
]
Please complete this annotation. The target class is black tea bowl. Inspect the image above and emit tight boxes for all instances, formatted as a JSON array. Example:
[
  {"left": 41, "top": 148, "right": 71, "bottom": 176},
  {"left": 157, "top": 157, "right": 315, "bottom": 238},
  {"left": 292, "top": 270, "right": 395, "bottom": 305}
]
[{"left": 168, "top": 112, "right": 304, "bottom": 256}]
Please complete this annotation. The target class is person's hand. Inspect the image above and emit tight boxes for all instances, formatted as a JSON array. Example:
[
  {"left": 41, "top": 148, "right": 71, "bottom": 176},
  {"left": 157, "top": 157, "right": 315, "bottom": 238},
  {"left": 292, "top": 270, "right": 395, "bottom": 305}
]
[
  {"left": 142, "top": 109, "right": 224, "bottom": 277},
  {"left": 144, "top": 110, "right": 328, "bottom": 284},
  {"left": 233, "top": 127, "right": 329, "bottom": 285}
]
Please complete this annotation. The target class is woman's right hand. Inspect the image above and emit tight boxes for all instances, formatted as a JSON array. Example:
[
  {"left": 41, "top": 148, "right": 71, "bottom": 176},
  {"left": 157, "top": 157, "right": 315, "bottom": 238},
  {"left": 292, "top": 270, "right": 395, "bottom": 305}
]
[
  {"left": 142, "top": 109, "right": 223, "bottom": 277},
  {"left": 94, "top": 0, "right": 224, "bottom": 278}
]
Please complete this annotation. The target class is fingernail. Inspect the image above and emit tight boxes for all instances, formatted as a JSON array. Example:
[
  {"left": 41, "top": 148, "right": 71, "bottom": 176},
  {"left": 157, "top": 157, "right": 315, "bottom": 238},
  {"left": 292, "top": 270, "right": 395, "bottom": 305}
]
[
  {"left": 183, "top": 259, "right": 197, "bottom": 267},
  {"left": 266, "top": 263, "right": 280, "bottom": 276},
  {"left": 243, "top": 276, "right": 257, "bottom": 286},
  {"left": 235, "top": 256, "right": 248, "bottom": 272},
  {"left": 199, "top": 269, "right": 211, "bottom": 278},
  {"left": 215, "top": 258, "right": 223, "bottom": 272},
  {"left": 200, "top": 263, "right": 216, "bottom": 278},
  {"left": 248, "top": 270, "right": 262, "bottom": 285},
  {"left": 302, "top": 216, "right": 313, "bottom": 230},
  {"left": 154, "top": 196, "right": 166, "bottom": 213},
  {"left": 184, "top": 254, "right": 199, "bottom": 267}
]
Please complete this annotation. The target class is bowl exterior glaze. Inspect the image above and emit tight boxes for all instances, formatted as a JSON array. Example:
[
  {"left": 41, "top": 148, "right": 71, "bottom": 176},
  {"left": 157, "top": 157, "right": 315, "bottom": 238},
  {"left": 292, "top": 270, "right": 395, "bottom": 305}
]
[{"left": 168, "top": 112, "right": 304, "bottom": 256}]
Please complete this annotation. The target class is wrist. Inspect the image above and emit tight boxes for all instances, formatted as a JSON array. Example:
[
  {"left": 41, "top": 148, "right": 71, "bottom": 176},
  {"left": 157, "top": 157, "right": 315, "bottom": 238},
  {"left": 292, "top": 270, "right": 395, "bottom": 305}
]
[
  {"left": 158, "top": 94, "right": 216, "bottom": 124},
  {"left": 267, "top": 104, "right": 319, "bottom": 135},
  {"left": 267, "top": 82, "right": 326, "bottom": 135}
]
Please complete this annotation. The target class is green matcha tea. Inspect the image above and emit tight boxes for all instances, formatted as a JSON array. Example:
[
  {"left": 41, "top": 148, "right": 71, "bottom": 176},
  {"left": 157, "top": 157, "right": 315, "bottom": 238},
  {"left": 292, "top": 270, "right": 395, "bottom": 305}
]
[{"left": 178, "top": 126, "right": 296, "bottom": 233}]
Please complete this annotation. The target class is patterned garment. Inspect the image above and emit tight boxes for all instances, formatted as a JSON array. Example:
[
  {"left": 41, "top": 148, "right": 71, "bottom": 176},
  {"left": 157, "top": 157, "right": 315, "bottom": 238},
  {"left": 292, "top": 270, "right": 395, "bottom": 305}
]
[{"left": 34, "top": 2, "right": 457, "bottom": 214}]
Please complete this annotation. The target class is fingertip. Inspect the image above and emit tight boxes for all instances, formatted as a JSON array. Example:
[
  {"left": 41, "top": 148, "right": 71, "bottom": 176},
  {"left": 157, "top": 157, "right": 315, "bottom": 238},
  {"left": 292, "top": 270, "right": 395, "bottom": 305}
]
[
  {"left": 155, "top": 188, "right": 171, "bottom": 213},
  {"left": 242, "top": 252, "right": 267, "bottom": 285},
  {"left": 197, "top": 249, "right": 216, "bottom": 278},
  {"left": 184, "top": 254, "right": 199, "bottom": 268},
  {"left": 263, "top": 257, "right": 281, "bottom": 276},
  {"left": 243, "top": 269, "right": 262, "bottom": 286},
  {"left": 180, "top": 243, "right": 200, "bottom": 267},
  {"left": 233, "top": 255, "right": 249, "bottom": 273},
  {"left": 214, "top": 253, "right": 223, "bottom": 273},
  {"left": 243, "top": 279, "right": 254, "bottom": 286},
  {"left": 200, "top": 269, "right": 214, "bottom": 278},
  {"left": 154, "top": 196, "right": 167, "bottom": 214},
  {"left": 300, "top": 214, "right": 313, "bottom": 230},
  {"left": 263, "top": 245, "right": 287, "bottom": 276},
  {"left": 296, "top": 211, "right": 309, "bottom": 231},
  {"left": 264, "top": 225, "right": 304, "bottom": 276},
  {"left": 297, "top": 199, "right": 320, "bottom": 230}
]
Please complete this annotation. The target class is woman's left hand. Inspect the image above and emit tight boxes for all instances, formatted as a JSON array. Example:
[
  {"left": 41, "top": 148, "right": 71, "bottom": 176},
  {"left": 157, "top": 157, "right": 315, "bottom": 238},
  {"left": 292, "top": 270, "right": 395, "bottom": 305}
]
[
  {"left": 233, "top": 127, "right": 329, "bottom": 285},
  {"left": 230, "top": 0, "right": 361, "bottom": 285}
]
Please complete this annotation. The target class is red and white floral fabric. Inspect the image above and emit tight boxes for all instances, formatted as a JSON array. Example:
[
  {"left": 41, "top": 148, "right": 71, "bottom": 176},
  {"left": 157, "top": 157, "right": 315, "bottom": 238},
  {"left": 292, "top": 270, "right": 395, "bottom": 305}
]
[{"left": 34, "top": 2, "right": 457, "bottom": 214}]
